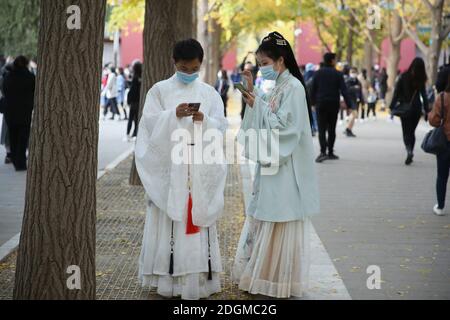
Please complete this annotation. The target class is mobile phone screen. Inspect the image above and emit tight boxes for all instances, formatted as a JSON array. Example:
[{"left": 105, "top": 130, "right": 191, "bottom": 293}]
[
  {"left": 188, "top": 103, "right": 201, "bottom": 111},
  {"left": 233, "top": 82, "right": 248, "bottom": 94}
]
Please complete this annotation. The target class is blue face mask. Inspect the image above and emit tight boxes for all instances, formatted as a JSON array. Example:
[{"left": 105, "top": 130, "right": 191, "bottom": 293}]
[
  {"left": 260, "top": 64, "right": 279, "bottom": 80},
  {"left": 176, "top": 70, "right": 199, "bottom": 84}
]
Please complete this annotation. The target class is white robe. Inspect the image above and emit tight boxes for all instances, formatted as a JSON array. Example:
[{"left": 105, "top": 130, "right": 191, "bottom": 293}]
[{"left": 135, "top": 74, "right": 227, "bottom": 299}]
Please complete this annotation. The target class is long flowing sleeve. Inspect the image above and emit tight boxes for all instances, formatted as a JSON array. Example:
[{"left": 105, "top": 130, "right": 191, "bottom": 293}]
[
  {"left": 135, "top": 85, "right": 183, "bottom": 219},
  {"left": 239, "top": 82, "right": 309, "bottom": 167}
]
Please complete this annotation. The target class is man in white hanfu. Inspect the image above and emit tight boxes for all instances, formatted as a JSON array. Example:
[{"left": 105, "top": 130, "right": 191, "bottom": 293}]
[{"left": 135, "top": 39, "right": 227, "bottom": 300}]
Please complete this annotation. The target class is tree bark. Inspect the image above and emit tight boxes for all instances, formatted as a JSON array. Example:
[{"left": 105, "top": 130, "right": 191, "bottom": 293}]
[
  {"left": 364, "top": 29, "right": 375, "bottom": 81},
  {"left": 386, "top": 12, "right": 403, "bottom": 105},
  {"left": 196, "top": 0, "right": 209, "bottom": 83},
  {"left": 346, "top": 13, "right": 354, "bottom": 64},
  {"left": 13, "top": 0, "right": 106, "bottom": 299},
  {"left": 427, "top": 0, "right": 444, "bottom": 85},
  {"left": 129, "top": 0, "right": 194, "bottom": 185}
]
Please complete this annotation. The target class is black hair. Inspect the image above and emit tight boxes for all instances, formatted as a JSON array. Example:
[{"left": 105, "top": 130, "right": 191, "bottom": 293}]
[
  {"left": 323, "top": 52, "right": 336, "bottom": 66},
  {"left": 13, "top": 55, "right": 29, "bottom": 69},
  {"left": 132, "top": 61, "right": 142, "bottom": 79},
  {"left": 173, "top": 38, "right": 204, "bottom": 63},
  {"left": 110, "top": 66, "right": 116, "bottom": 74},
  {"left": 256, "top": 31, "right": 312, "bottom": 126},
  {"left": 406, "top": 57, "right": 427, "bottom": 89},
  {"left": 445, "top": 73, "right": 450, "bottom": 93}
]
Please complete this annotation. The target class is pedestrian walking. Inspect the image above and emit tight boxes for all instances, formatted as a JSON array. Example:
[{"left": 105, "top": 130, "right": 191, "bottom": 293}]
[
  {"left": 103, "top": 67, "right": 119, "bottom": 120},
  {"left": 344, "top": 67, "right": 364, "bottom": 137},
  {"left": 2, "top": 56, "right": 35, "bottom": 171},
  {"left": 214, "top": 69, "right": 230, "bottom": 117},
  {"left": 126, "top": 61, "right": 142, "bottom": 140},
  {"left": 310, "top": 52, "right": 352, "bottom": 162},
  {"left": 428, "top": 76, "right": 450, "bottom": 216},
  {"left": 390, "top": 57, "right": 430, "bottom": 165},
  {"left": 116, "top": 67, "right": 128, "bottom": 120}
]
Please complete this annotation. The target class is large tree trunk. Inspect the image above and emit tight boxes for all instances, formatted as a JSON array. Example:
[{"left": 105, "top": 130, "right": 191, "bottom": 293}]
[
  {"left": 129, "top": 0, "right": 194, "bottom": 185},
  {"left": 427, "top": 0, "right": 444, "bottom": 85},
  {"left": 386, "top": 12, "right": 403, "bottom": 106},
  {"left": 346, "top": 14, "right": 354, "bottom": 65},
  {"left": 364, "top": 29, "right": 375, "bottom": 81},
  {"left": 197, "top": 0, "right": 209, "bottom": 83},
  {"left": 13, "top": 0, "right": 106, "bottom": 299},
  {"left": 207, "top": 18, "right": 222, "bottom": 86}
]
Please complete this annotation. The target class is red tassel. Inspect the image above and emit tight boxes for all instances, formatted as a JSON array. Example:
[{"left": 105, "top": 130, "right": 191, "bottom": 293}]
[{"left": 186, "top": 192, "right": 200, "bottom": 234}]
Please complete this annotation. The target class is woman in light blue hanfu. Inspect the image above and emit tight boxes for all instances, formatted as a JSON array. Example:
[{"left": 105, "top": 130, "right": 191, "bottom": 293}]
[{"left": 232, "top": 32, "right": 320, "bottom": 298}]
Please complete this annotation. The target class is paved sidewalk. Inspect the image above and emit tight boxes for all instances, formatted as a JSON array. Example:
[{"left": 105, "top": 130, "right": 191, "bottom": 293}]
[
  {"left": 311, "top": 116, "right": 450, "bottom": 299},
  {"left": 0, "top": 113, "right": 134, "bottom": 250}
]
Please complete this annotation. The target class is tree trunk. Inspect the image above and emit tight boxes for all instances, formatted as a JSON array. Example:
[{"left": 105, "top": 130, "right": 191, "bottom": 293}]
[
  {"left": 206, "top": 18, "right": 222, "bottom": 86},
  {"left": 364, "top": 29, "right": 375, "bottom": 81},
  {"left": 386, "top": 12, "right": 402, "bottom": 106},
  {"left": 129, "top": 0, "right": 194, "bottom": 185},
  {"left": 196, "top": 0, "right": 209, "bottom": 83},
  {"left": 346, "top": 14, "right": 354, "bottom": 64},
  {"left": 13, "top": 0, "right": 106, "bottom": 299},
  {"left": 427, "top": 1, "right": 444, "bottom": 85}
]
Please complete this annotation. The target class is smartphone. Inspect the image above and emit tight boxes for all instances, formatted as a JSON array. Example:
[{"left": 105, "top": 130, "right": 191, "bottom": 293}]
[
  {"left": 233, "top": 82, "right": 249, "bottom": 95},
  {"left": 188, "top": 103, "right": 201, "bottom": 111}
]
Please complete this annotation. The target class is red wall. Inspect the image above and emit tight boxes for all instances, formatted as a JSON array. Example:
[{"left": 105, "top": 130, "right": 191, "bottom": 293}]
[
  {"left": 120, "top": 26, "right": 143, "bottom": 67},
  {"left": 295, "top": 21, "right": 324, "bottom": 65}
]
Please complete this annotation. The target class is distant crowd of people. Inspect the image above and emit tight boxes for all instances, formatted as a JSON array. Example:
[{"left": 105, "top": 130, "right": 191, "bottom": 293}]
[{"left": 100, "top": 60, "right": 142, "bottom": 141}]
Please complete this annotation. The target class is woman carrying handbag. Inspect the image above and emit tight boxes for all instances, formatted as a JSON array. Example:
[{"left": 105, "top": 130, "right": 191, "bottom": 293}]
[
  {"left": 427, "top": 76, "right": 450, "bottom": 216},
  {"left": 390, "top": 58, "right": 430, "bottom": 165}
]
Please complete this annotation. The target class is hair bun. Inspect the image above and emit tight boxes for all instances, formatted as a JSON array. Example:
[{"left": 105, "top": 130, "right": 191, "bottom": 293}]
[{"left": 262, "top": 31, "right": 287, "bottom": 46}]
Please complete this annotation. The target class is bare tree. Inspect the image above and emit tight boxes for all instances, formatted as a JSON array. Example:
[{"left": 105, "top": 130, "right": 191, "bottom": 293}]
[{"left": 13, "top": 0, "right": 107, "bottom": 299}]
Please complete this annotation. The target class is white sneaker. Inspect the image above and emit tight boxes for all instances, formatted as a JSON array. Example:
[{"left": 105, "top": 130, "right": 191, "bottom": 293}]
[{"left": 433, "top": 204, "right": 445, "bottom": 216}]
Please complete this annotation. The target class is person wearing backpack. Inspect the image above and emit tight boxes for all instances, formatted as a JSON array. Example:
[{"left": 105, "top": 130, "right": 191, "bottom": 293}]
[{"left": 428, "top": 75, "right": 450, "bottom": 216}]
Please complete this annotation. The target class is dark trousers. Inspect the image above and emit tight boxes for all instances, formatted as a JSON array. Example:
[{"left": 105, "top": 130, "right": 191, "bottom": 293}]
[
  {"left": 400, "top": 114, "right": 421, "bottom": 153},
  {"left": 436, "top": 142, "right": 450, "bottom": 209},
  {"left": 221, "top": 95, "right": 228, "bottom": 117},
  {"left": 367, "top": 102, "right": 376, "bottom": 117},
  {"left": 8, "top": 123, "right": 30, "bottom": 170},
  {"left": 104, "top": 97, "right": 119, "bottom": 118},
  {"left": 127, "top": 104, "right": 139, "bottom": 137},
  {"left": 316, "top": 102, "right": 339, "bottom": 154}
]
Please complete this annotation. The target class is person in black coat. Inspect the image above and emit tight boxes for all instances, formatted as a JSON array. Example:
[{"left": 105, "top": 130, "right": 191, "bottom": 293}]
[
  {"left": 3, "top": 56, "right": 35, "bottom": 171},
  {"left": 310, "top": 52, "right": 352, "bottom": 163},
  {"left": 126, "top": 61, "right": 142, "bottom": 139},
  {"left": 435, "top": 58, "right": 450, "bottom": 93},
  {"left": 214, "top": 69, "right": 230, "bottom": 117},
  {"left": 390, "top": 57, "right": 429, "bottom": 165}
]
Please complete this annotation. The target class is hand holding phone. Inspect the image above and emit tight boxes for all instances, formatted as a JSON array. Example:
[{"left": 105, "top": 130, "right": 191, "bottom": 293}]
[
  {"left": 188, "top": 102, "right": 201, "bottom": 112},
  {"left": 233, "top": 82, "right": 249, "bottom": 95}
]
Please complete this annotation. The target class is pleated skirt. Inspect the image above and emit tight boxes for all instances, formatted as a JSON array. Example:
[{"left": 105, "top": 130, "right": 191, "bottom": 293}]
[{"left": 232, "top": 215, "right": 311, "bottom": 298}]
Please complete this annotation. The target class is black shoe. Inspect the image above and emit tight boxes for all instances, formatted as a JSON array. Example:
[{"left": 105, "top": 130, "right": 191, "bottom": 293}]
[
  {"left": 315, "top": 153, "right": 328, "bottom": 163},
  {"left": 328, "top": 153, "right": 339, "bottom": 160},
  {"left": 345, "top": 128, "right": 356, "bottom": 137},
  {"left": 4, "top": 156, "right": 12, "bottom": 164},
  {"left": 405, "top": 153, "right": 413, "bottom": 165}
]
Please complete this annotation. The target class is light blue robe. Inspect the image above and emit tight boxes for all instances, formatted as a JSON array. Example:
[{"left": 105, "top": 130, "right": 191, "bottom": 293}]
[{"left": 238, "top": 69, "right": 320, "bottom": 222}]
